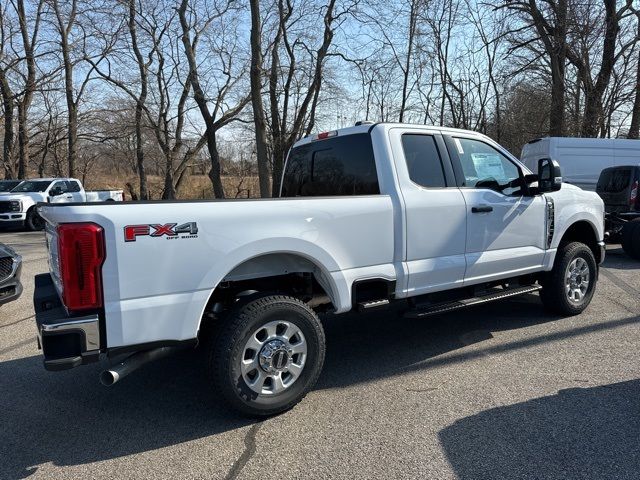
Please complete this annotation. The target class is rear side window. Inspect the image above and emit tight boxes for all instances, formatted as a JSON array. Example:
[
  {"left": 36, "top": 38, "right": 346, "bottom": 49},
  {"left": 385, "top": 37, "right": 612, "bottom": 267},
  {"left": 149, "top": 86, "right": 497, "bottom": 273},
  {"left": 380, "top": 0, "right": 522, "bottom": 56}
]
[
  {"left": 401, "top": 134, "right": 447, "bottom": 187},
  {"left": 597, "top": 168, "right": 632, "bottom": 193},
  {"left": 280, "top": 133, "right": 379, "bottom": 197},
  {"left": 67, "top": 181, "right": 81, "bottom": 192}
]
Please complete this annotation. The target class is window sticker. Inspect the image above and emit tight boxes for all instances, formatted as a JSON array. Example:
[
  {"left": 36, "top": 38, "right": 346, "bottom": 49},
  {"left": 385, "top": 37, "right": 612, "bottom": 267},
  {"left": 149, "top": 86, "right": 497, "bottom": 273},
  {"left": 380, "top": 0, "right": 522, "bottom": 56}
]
[
  {"left": 471, "top": 153, "right": 505, "bottom": 180},
  {"left": 454, "top": 138, "right": 464, "bottom": 154}
]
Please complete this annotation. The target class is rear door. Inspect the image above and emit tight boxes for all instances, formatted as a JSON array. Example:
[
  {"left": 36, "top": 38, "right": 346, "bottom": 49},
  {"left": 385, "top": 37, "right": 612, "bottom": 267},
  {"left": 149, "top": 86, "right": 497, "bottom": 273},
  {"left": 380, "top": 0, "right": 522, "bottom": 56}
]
[
  {"left": 66, "top": 180, "right": 85, "bottom": 202},
  {"left": 444, "top": 134, "right": 546, "bottom": 285},
  {"left": 389, "top": 127, "right": 467, "bottom": 296}
]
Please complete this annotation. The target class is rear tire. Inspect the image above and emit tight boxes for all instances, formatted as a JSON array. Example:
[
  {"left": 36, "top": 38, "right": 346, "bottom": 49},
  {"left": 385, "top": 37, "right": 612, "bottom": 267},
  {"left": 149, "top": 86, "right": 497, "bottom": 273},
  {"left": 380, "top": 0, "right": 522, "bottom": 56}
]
[
  {"left": 26, "top": 207, "right": 44, "bottom": 231},
  {"left": 621, "top": 219, "right": 640, "bottom": 260},
  {"left": 210, "top": 295, "right": 325, "bottom": 417},
  {"left": 540, "top": 242, "right": 597, "bottom": 316}
]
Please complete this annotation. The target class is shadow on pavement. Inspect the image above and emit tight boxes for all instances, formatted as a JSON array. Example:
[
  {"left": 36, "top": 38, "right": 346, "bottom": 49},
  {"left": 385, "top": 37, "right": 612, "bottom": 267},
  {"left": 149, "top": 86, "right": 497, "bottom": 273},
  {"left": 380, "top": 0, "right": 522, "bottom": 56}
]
[
  {"left": 439, "top": 379, "right": 640, "bottom": 480},
  {"left": 602, "top": 246, "right": 640, "bottom": 270},
  {"left": 1, "top": 294, "right": 638, "bottom": 478},
  {"left": 0, "top": 351, "right": 253, "bottom": 479}
]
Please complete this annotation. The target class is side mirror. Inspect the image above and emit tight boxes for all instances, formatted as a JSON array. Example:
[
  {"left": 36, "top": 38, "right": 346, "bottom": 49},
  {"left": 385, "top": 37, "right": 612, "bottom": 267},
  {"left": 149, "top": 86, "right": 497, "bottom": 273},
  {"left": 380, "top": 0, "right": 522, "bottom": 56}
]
[
  {"left": 49, "top": 187, "right": 62, "bottom": 196},
  {"left": 538, "top": 158, "right": 562, "bottom": 193}
]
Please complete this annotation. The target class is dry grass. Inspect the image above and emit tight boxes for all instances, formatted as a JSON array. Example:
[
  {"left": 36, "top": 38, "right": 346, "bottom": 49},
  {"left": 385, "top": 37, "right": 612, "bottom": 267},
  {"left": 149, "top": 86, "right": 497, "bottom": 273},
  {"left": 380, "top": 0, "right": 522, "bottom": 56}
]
[{"left": 82, "top": 172, "right": 262, "bottom": 200}]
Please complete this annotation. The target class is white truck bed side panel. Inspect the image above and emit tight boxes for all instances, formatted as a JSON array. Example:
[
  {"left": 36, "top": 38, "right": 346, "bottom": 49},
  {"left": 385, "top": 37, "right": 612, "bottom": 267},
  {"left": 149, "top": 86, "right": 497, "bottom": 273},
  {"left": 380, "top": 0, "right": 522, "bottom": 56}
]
[{"left": 39, "top": 196, "right": 395, "bottom": 347}]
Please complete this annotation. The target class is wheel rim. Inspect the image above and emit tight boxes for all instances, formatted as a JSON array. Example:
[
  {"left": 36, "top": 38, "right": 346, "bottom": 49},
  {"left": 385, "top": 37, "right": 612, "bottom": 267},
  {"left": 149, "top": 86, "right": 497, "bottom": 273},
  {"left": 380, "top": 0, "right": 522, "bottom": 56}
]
[
  {"left": 565, "top": 257, "right": 590, "bottom": 304},
  {"left": 241, "top": 320, "right": 307, "bottom": 396}
]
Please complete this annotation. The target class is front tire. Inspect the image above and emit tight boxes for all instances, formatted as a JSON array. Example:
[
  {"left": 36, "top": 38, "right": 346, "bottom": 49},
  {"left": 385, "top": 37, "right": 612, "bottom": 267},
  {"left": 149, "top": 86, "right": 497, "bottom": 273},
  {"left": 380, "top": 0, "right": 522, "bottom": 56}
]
[
  {"left": 210, "top": 295, "right": 325, "bottom": 417},
  {"left": 26, "top": 207, "right": 45, "bottom": 231},
  {"left": 540, "top": 242, "right": 597, "bottom": 316}
]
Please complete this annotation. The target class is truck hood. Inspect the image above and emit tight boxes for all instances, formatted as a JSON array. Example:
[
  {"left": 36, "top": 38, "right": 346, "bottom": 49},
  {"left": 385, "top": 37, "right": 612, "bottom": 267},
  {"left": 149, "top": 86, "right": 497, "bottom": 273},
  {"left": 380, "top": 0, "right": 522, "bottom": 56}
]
[{"left": 0, "top": 192, "right": 46, "bottom": 202}]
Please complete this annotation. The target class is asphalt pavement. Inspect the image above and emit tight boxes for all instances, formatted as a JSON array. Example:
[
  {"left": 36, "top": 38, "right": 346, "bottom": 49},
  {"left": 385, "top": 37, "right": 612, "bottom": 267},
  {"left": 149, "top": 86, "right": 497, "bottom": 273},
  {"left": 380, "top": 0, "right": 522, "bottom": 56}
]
[{"left": 1, "top": 229, "right": 639, "bottom": 479}]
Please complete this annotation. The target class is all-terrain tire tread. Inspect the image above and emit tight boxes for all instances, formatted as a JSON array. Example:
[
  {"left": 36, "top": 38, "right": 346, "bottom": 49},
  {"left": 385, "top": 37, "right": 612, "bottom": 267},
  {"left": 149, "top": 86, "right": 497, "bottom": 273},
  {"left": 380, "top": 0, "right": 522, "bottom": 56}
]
[
  {"left": 540, "top": 241, "right": 597, "bottom": 316},
  {"left": 209, "top": 294, "right": 325, "bottom": 417}
]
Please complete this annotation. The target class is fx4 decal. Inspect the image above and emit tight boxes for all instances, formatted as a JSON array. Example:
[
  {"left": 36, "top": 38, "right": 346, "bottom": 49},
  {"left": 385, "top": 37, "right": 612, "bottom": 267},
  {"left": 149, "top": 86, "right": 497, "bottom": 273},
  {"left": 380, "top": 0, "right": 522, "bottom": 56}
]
[{"left": 124, "top": 222, "right": 198, "bottom": 242}]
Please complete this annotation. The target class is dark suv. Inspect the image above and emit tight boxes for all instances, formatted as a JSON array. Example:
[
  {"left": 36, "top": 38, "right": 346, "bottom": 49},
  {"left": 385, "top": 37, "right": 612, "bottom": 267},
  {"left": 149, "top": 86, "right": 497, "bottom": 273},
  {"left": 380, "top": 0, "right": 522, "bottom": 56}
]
[
  {"left": 596, "top": 165, "right": 640, "bottom": 259},
  {"left": 0, "top": 242, "right": 22, "bottom": 306}
]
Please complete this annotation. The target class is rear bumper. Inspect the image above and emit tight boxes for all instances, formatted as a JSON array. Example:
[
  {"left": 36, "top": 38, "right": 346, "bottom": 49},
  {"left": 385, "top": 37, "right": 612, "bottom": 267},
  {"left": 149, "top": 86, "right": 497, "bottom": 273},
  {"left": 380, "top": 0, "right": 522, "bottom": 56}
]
[{"left": 33, "top": 273, "right": 101, "bottom": 371}]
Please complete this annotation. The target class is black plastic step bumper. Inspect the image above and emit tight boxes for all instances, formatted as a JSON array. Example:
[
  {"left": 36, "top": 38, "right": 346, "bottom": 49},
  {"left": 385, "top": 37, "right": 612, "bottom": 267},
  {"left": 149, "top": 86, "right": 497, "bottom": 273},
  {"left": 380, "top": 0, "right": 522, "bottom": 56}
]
[{"left": 33, "top": 273, "right": 101, "bottom": 371}]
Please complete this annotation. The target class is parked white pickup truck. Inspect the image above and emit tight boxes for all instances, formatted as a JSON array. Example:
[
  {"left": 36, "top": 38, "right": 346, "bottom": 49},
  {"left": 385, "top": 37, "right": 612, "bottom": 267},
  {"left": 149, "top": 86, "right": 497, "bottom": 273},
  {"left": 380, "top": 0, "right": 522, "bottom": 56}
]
[
  {"left": 33, "top": 123, "right": 605, "bottom": 416},
  {"left": 0, "top": 178, "right": 123, "bottom": 230}
]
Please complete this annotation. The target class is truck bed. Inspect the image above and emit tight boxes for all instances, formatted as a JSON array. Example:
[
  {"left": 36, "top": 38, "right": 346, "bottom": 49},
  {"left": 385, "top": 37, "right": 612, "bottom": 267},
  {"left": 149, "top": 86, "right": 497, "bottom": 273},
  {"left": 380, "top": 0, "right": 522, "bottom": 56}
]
[{"left": 38, "top": 196, "right": 395, "bottom": 347}]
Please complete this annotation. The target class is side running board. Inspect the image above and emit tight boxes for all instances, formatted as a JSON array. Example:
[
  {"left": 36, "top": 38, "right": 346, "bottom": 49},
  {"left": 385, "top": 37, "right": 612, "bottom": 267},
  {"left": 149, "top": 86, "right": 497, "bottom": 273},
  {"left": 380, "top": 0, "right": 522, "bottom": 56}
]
[{"left": 404, "top": 284, "right": 542, "bottom": 319}]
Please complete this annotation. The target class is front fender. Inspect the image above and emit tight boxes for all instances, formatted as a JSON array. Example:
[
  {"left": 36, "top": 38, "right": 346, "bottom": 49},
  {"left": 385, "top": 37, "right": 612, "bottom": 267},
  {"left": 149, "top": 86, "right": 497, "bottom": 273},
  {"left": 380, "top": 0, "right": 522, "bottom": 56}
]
[{"left": 548, "top": 188, "right": 605, "bottom": 249}]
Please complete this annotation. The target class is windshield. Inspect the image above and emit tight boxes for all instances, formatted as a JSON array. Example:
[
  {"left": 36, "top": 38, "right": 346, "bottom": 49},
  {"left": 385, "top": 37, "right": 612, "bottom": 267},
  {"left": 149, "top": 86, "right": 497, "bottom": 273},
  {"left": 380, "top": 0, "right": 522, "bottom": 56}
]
[
  {"left": 11, "top": 180, "right": 52, "bottom": 192},
  {"left": 0, "top": 180, "right": 20, "bottom": 192}
]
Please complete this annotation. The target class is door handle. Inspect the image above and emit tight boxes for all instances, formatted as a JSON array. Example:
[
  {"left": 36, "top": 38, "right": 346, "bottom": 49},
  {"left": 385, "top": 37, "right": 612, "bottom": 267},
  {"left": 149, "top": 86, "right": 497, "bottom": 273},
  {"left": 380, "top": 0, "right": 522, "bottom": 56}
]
[{"left": 472, "top": 205, "right": 493, "bottom": 213}]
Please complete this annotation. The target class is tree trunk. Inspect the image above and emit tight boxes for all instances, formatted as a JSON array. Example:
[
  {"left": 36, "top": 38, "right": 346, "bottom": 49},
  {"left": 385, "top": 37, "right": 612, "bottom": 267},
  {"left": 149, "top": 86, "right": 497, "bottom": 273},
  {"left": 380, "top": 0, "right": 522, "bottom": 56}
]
[
  {"left": 16, "top": 104, "right": 27, "bottom": 178},
  {"left": 399, "top": 0, "right": 417, "bottom": 123},
  {"left": 15, "top": 0, "right": 40, "bottom": 180},
  {"left": 249, "top": 0, "right": 272, "bottom": 198},
  {"left": 549, "top": 1, "right": 567, "bottom": 136},
  {"left": 162, "top": 152, "right": 175, "bottom": 199},
  {"left": 67, "top": 102, "right": 78, "bottom": 177},
  {"left": 628, "top": 50, "right": 640, "bottom": 139},
  {"left": 578, "top": 0, "right": 620, "bottom": 138},
  {"left": 178, "top": 0, "right": 225, "bottom": 198},
  {"left": 549, "top": 55, "right": 566, "bottom": 136},
  {"left": 129, "top": 0, "right": 148, "bottom": 199},
  {"left": 0, "top": 73, "right": 15, "bottom": 179}
]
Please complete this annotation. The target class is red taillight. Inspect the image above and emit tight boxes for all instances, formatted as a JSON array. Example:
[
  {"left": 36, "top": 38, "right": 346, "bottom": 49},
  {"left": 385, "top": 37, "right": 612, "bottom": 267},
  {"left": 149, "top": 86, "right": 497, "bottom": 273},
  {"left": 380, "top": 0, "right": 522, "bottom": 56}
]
[
  {"left": 57, "top": 223, "right": 105, "bottom": 311},
  {"left": 630, "top": 180, "right": 638, "bottom": 208}
]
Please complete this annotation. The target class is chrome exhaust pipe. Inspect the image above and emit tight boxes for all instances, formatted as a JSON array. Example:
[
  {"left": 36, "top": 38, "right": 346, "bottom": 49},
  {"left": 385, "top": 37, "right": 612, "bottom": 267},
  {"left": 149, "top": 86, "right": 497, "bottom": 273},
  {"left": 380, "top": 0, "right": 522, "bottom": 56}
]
[{"left": 100, "top": 346, "right": 178, "bottom": 386}]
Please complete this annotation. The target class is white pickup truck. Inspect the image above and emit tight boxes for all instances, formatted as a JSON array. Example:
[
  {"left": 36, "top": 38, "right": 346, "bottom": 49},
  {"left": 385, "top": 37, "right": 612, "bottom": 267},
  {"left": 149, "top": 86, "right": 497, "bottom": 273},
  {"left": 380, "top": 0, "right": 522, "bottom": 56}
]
[
  {"left": 0, "top": 178, "right": 123, "bottom": 230},
  {"left": 33, "top": 123, "right": 605, "bottom": 416}
]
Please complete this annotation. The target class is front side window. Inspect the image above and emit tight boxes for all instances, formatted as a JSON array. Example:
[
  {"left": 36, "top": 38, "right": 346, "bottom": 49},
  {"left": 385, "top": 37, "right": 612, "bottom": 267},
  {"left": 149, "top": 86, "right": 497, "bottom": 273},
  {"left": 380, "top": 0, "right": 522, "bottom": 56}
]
[
  {"left": 280, "top": 133, "right": 379, "bottom": 197},
  {"left": 401, "top": 134, "right": 447, "bottom": 188},
  {"left": 453, "top": 137, "right": 522, "bottom": 195},
  {"left": 51, "top": 181, "right": 68, "bottom": 193}
]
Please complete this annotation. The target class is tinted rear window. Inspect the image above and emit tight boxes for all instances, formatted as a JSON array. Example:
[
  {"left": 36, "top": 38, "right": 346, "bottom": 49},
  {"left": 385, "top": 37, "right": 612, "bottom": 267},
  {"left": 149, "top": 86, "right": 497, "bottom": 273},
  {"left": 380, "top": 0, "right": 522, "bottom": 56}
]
[
  {"left": 597, "top": 168, "right": 635, "bottom": 193},
  {"left": 401, "top": 134, "right": 446, "bottom": 187},
  {"left": 280, "top": 133, "right": 379, "bottom": 197}
]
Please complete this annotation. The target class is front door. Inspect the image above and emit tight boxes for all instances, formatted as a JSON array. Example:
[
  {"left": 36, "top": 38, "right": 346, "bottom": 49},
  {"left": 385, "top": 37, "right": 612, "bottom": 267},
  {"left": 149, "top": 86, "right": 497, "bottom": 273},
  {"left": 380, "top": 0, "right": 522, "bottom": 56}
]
[{"left": 443, "top": 135, "right": 547, "bottom": 285}]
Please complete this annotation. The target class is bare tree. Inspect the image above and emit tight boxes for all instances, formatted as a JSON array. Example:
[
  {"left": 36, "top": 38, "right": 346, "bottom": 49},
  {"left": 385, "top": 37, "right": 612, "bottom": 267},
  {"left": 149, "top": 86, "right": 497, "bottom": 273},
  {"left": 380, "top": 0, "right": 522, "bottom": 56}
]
[
  {"left": 0, "top": 1, "right": 17, "bottom": 178},
  {"left": 178, "top": 0, "right": 250, "bottom": 199},
  {"left": 249, "top": 0, "right": 271, "bottom": 197},
  {"left": 565, "top": 0, "right": 635, "bottom": 137},
  {"left": 267, "top": 0, "right": 342, "bottom": 195},
  {"left": 498, "top": 0, "right": 569, "bottom": 136}
]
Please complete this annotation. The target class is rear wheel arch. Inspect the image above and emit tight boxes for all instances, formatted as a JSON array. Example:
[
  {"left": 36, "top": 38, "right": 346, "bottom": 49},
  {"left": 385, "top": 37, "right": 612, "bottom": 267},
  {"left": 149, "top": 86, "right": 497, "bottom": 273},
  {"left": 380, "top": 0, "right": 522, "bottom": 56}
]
[{"left": 197, "top": 252, "right": 339, "bottom": 337}]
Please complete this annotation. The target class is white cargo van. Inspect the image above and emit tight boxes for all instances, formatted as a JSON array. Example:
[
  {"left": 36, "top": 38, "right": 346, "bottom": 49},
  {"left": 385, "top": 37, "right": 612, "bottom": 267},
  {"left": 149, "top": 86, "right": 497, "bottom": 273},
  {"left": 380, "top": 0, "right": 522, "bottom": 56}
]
[{"left": 521, "top": 137, "right": 640, "bottom": 191}]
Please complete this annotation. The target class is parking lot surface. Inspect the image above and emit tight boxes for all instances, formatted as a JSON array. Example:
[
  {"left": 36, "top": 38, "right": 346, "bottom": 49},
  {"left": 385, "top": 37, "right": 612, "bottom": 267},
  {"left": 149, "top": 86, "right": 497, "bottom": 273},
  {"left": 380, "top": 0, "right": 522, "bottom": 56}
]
[{"left": 1, "top": 230, "right": 639, "bottom": 479}]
